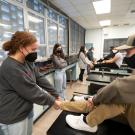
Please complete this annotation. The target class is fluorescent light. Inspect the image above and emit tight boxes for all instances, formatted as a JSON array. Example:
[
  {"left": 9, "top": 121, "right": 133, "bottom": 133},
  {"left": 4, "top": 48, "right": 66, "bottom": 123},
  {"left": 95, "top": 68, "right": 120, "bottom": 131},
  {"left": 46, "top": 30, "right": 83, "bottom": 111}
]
[
  {"left": 28, "top": 15, "right": 42, "bottom": 23},
  {"left": 99, "top": 20, "right": 111, "bottom": 26},
  {"left": 93, "top": 0, "right": 111, "bottom": 14}
]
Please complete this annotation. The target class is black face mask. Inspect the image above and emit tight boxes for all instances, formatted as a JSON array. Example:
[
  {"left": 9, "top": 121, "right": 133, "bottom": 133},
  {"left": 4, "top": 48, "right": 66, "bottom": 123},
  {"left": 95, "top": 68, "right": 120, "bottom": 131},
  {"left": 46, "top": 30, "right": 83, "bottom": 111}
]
[
  {"left": 25, "top": 52, "right": 37, "bottom": 62},
  {"left": 124, "top": 54, "right": 135, "bottom": 68},
  {"left": 57, "top": 49, "right": 62, "bottom": 53}
]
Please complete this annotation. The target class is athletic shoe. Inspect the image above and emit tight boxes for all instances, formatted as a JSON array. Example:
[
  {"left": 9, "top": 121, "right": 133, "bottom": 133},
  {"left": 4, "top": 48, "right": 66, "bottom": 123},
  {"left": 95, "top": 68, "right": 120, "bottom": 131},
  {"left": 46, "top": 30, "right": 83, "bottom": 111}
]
[
  {"left": 66, "top": 114, "right": 97, "bottom": 132},
  {"left": 73, "top": 95, "right": 93, "bottom": 101}
]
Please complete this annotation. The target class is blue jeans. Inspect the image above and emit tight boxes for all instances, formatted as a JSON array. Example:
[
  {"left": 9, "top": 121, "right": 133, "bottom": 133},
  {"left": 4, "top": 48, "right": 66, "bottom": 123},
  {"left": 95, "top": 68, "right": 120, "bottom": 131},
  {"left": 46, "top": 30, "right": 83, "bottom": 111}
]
[
  {"left": 0, "top": 110, "right": 33, "bottom": 135},
  {"left": 54, "top": 70, "right": 66, "bottom": 100}
]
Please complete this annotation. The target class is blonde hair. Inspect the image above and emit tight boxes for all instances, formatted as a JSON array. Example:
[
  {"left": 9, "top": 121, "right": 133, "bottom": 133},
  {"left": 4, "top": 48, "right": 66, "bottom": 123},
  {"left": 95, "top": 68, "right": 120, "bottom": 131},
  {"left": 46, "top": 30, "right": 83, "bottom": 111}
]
[{"left": 3, "top": 31, "right": 37, "bottom": 55}]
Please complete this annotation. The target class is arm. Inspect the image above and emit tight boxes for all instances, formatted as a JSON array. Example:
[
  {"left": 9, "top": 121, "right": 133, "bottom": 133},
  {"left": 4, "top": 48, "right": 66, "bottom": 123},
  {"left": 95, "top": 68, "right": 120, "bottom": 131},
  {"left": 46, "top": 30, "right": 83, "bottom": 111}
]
[
  {"left": 53, "top": 55, "right": 67, "bottom": 69},
  {"left": 104, "top": 55, "right": 119, "bottom": 63},
  {"left": 5, "top": 66, "right": 56, "bottom": 106},
  {"left": 104, "top": 53, "right": 114, "bottom": 60},
  {"left": 92, "top": 75, "right": 135, "bottom": 105},
  {"left": 34, "top": 66, "right": 59, "bottom": 97}
]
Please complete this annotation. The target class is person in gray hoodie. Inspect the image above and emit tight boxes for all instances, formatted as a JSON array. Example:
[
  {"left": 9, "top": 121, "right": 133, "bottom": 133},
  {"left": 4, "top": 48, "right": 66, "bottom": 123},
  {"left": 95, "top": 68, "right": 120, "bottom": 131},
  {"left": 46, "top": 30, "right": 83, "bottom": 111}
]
[
  {"left": 59, "top": 34, "right": 135, "bottom": 133},
  {"left": 0, "top": 31, "right": 61, "bottom": 135}
]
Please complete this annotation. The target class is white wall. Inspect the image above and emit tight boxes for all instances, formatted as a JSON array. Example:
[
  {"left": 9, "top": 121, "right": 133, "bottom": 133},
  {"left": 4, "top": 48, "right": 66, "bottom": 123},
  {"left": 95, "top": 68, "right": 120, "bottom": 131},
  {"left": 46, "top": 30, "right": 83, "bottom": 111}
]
[
  {"left": 85, "top": 29, "right": 103, "bottom": 60},
  {"left": 85, "top": 25, "right": 135, "bottom": 59},
  {"left": 103, "top": 25, "right": 135, "bottom": 39}
]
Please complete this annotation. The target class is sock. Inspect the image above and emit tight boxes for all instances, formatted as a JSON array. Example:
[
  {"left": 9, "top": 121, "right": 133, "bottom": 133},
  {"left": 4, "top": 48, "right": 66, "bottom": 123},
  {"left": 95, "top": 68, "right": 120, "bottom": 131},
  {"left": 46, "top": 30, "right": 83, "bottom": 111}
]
[
  {"left": 83, "top": 116, "right": 87, "bottom": 124},
  {"left": 84, "top": 96, "right": 89, "bottom": 100}
]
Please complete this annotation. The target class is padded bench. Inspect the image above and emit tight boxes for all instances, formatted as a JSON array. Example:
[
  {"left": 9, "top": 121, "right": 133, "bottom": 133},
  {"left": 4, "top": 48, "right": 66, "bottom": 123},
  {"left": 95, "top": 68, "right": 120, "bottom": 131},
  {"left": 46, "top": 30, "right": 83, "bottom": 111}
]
[
  {"left": 86, "top": 72, "right": 130, "bottom": 95},
  {"left": 86, "top": 73, "right": 127, "bottom": 83},
  {"left": 47, "top": 110, "right": 134, "bottom": 135}
]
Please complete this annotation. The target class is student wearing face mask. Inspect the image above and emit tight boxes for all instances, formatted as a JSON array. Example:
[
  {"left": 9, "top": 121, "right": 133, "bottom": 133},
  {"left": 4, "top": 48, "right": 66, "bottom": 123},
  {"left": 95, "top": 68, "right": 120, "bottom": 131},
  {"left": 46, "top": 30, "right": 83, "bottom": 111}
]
[
  {"left": 97, "top": 46, "right": 116, "bottom": 63},
  {"left": 0, "top": 31, "right": 61, "bottom": 135},
  {"left": 93, "top": 48, "right": 124, "bottom": 69},
  {"left": 78, "top": 46, "right": 93, "bottom": 83},
  {"left": 51, "top": 43, "right": 67, "bottom": 100}
]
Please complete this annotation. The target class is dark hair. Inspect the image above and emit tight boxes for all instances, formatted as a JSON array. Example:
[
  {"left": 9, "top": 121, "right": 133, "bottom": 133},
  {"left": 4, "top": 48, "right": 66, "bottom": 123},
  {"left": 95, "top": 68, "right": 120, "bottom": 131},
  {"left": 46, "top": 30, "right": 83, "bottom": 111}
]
[
  {"left": 78, "top": 46, "right": 86, "bottom": 57},
  {"left": 52, "top": 43, "right": 65, "bottom": 59},
  {"left": 2, "top": 31, "right": 37, "bottom": 55},
  {"left": 89, "top": 47, "right": 94, "bottom": 51}
]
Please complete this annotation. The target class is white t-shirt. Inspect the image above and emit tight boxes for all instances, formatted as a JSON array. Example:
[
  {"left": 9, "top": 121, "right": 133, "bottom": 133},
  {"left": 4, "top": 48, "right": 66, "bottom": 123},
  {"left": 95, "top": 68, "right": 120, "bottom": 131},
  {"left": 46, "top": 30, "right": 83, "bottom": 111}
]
[{"left": 115, "top": 52, "right": 124, "bottom": 68}]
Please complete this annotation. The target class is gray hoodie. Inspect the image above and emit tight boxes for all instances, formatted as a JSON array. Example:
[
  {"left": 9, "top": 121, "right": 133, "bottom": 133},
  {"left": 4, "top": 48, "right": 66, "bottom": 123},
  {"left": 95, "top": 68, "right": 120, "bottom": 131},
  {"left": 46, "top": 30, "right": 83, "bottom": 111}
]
[
  {"left": 0, "top": 57, "right": 58, "bottom": 124},
  {"left": 52, "top": 55, "right": 67, "bottom": 69}
]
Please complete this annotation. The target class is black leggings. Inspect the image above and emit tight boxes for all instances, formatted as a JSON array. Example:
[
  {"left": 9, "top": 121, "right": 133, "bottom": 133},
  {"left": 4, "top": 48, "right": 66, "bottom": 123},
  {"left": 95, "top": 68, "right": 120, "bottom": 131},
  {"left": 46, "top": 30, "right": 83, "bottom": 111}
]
[
  {"left": 79, "top": 69, "right": 85, "bottom": 81},
  {"left": 94, "top": 63, "right": 119, "bottom": 69}
]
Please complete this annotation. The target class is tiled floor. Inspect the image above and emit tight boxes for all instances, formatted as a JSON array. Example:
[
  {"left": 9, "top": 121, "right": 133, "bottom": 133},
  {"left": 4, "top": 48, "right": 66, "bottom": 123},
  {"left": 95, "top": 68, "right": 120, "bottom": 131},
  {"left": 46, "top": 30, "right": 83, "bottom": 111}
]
[{"left": 32, "top": 76, "right": 89, "bottom": 135}]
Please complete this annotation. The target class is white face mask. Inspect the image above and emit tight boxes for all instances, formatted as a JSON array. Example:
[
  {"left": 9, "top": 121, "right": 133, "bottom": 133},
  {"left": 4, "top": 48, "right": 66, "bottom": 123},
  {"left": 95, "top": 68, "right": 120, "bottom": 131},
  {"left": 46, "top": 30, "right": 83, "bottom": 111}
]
[{"left": 112, "top": 50, "right": 117, "bottom": 53}]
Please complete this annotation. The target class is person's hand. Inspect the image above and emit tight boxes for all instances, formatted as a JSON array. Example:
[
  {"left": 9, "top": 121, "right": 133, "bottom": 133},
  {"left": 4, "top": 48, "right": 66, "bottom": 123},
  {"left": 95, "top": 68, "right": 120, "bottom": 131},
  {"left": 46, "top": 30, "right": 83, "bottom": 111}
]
[
  {"left": 88, "top": 63, "right": 94, "bottom": 69},
  {"left": 53, "top": 100, "right": 62, "bottom": 110},
  {"left": 102, "top": 60, "right": 105, "bottom": 63},
  {"left": 86, "top": 97, "right": 94, "bottom": 109}
]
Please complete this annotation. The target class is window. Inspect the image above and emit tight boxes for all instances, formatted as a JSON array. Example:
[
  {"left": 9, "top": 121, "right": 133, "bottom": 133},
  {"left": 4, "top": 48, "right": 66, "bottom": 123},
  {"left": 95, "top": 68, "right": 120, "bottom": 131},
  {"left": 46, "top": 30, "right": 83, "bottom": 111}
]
[
  {"left": 15, "top": 0, "right": 23, "bottom": 3},
  {"left": 0, "top": 0, "right": 24, "bottom": 63},
  {"left": 70, "top": 20, "right": 85, "bottom": 54},
  {"left": 70, "top": 21, "right": 76, "bottom": 53},
  {"left": 26, "top": 0, "right": 45, "bottom": 15},
  {"left": 59, "top": 26, "right": 67, "bottom": 46},
  {"left": 48, "top": 9, "right": 58, "bottom": 22},
  {"left": 0, "top": 0, "right": 24, "bottom": 42},
  {"left": 28, "top": 12, "right": 45, "bottom": 44},
  {"left": 59, "top": 15, "right": 67, "bottom": 26},
  {"left": 62, "top": 47, "right": 68, "bottom": 55},
  {"left": 48, "top": 47, "right": 53, "bottom": 57},
  {"left": 37, "top": 46, "right": 46, "bottom": 58},
  {"left": 47, "top": 9, "right": 68, "bottom": 56},
  {"left": 48, "top": 20, "right": 58, "bottom": 45}
]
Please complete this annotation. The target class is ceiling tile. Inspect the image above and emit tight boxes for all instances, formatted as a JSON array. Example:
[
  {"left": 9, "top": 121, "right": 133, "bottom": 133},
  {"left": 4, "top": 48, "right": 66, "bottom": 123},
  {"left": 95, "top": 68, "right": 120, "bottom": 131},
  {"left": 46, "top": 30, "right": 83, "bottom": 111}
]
[{"left": 51, "top": 0, "right": 135, "bottom": 29}]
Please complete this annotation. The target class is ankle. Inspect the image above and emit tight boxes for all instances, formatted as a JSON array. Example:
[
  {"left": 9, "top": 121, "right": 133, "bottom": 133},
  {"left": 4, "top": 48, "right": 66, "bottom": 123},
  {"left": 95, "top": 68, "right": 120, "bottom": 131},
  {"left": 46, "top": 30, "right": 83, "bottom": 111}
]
[{"left": 83, "top": 116, "right": 88, "bottom": 124}]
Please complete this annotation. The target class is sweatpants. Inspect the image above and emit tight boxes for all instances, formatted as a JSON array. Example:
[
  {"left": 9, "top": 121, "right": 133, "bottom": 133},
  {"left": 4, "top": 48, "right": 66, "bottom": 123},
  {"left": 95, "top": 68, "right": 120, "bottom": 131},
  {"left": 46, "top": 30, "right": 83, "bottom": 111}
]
[
  {"left": 54, "top": 70, "right": 66, "bottom": 100},
  {"left": 0, "top": 110, "right": 33, "bottom": 135}
]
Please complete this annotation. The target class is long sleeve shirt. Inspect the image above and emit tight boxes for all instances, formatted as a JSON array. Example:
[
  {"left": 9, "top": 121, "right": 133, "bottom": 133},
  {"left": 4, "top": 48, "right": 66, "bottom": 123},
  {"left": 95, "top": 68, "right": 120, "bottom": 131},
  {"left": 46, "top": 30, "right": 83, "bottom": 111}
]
[
  {"left": 0, "top": 57, "right": 58, "bottom": 124},
  {"left": 93, "top": 74, "right": 135, "bottom": 105},
  {"left": 79, "top": 52, "right": 92, "bottom": 69},
  {"left": 52, "top": 55, "right": 67, "bottom": 69}
]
